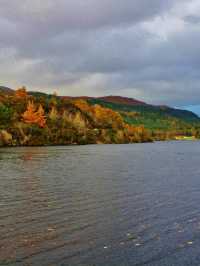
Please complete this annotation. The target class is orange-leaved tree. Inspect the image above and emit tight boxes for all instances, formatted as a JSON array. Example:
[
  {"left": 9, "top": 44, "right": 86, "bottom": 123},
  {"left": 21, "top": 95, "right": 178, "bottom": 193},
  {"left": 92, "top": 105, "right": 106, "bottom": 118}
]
[
  {"left": 22, "top": 101, "right": 46, "bottom": 128},
  {"left": 22, "top": 101, "right": 36, "bottom": 124},
  {"left": 15, "top": 86, "right": 28, "bottom": 98},
  {"left": 35, "top": 105, "right": 46, "bottom": 128}
]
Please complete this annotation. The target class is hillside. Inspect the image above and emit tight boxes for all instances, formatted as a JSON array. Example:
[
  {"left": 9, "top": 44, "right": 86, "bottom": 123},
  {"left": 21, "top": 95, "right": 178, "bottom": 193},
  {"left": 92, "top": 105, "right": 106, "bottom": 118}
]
[
  {"left": 87, "top": 98, "right": 200, "bottom": 134},
  {"left": 61, "top": 94, "right": 200, "bottom": 134},
  {"left": 0, "top": 86, "right": 14, "bottom": 95},
  {"left": 0, "top": 87, "right": 153, "bottom": 146},
  {"left": 0, "top": 87, "right": 200, "bottom": 146},
  {"left": 61, "top": 95, "right": 199, "bottom": 123},
  {"left": 59, "top": 95, "right": 200, "bottom": 139},
  {"left": 98, "top": 96, "right": 146, "bottom": 106}
]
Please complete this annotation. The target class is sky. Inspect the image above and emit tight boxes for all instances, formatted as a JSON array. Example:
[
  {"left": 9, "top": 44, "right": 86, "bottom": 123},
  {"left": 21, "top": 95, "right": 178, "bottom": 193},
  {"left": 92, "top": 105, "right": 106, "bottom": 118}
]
[{"left": 0, "top": 0, "right": 200, "bottom": 110}]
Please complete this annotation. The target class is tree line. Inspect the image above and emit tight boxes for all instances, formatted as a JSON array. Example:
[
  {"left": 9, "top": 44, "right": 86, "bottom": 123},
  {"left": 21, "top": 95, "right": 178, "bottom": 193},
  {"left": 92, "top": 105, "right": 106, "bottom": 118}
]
[{"left": 0, "top": 87, "right": 153, "bottom": 146}]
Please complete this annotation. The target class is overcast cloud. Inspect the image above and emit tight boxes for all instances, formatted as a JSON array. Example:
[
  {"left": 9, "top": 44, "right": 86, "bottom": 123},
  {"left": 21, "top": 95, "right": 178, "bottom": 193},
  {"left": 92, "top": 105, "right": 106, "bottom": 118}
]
[{"left": 0, "top": 0, "right": 200, "bottom": 106}]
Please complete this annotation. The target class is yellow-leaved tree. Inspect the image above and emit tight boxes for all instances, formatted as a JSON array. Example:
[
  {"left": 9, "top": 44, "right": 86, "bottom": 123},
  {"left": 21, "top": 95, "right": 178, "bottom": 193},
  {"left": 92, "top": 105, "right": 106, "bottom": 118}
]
[
  {"left": 49, "top": 106, "right": 59, "bottom": 121},
  {"left": 35, "top": 105, "right": 46, "bottom": 128}
]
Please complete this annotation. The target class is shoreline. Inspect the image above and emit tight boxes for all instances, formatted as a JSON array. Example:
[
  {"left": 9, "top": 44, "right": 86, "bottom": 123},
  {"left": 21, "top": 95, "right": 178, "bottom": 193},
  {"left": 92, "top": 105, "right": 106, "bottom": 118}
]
[{"left": 0, "top": 138, "right": 199, "bottom": 148}]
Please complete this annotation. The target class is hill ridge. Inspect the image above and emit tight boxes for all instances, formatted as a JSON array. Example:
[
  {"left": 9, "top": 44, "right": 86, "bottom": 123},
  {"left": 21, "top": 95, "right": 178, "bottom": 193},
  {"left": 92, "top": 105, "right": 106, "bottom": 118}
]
[{"left": 0, "top": 86, "right": 199, "bottom": 120}]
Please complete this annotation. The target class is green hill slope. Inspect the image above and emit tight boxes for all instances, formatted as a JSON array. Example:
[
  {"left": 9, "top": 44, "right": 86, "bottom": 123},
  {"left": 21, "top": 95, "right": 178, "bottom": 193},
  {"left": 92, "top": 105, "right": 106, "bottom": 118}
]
[{"left": 88, "top": 97, "right": 200, "bottom": 135}]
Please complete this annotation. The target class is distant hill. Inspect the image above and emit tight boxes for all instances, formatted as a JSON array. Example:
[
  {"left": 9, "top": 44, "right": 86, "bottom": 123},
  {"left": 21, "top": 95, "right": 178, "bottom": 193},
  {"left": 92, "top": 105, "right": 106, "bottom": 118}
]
[
  {"left": 60, "top": 95, "right": 146, "bottom": 106},
  {"left": 98, "top": 96, "right": 146, "bottom": 106},
  {"left": 87, "top": 96, "right": 198, "bottom": 118},
  {"left": 87, "top": 97, "right": 200, "bottom": 132},
  {"left": 0, "top": 86, "right": 14, "bottom": 95},
  {"left": 61, "top": 95, "right": 198, "bottom": 120},
  {"left": 58, "top": 94, "right": 200, "bottom": 132}
]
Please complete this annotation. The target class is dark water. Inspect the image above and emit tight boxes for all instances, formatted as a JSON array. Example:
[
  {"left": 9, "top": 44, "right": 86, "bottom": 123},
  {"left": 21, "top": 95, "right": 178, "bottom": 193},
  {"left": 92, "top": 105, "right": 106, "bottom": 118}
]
[{"left": 1, "top": 142, "right": 200, "bottom": 266}]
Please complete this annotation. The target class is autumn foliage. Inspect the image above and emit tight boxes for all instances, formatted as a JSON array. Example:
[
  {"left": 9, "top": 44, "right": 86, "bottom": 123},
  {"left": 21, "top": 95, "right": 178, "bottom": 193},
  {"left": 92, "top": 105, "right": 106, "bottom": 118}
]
[
  {"left": 0, "top": 86, "right": 199, "bottom": 147},
  {"left": 15, "top": 87, "right": 28, "bottom": 98},
  {"left": 74, "top": 100, "right": 124, "bottom": 129},
  {"left": 0, "top": 87, "right": 176, "bottom": 146},
  {"left": 22, "top": 101, "right": 46, "bottom": 128}
]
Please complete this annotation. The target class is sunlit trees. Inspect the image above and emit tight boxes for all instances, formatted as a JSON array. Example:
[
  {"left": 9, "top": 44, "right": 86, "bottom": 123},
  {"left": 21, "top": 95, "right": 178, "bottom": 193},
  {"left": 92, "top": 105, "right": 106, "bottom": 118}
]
[
  {"left": 22, "top": 101, "right": 36, "bottom": 124},
  {"left": 93, "top": 104, "right": 124, "bottom": 129},
  {"left": 36, "top": 104, "right": 46, "bottom": 128},
  {"left": 22, "top": 101, "right": 46, "bottom": 128},
  {"left": 49, "top": 106, "right": 59, "bottom": 121},
  {"left": 74, "top": 100, "right": 92, "bottom": 113},
  {"left": 15, "top": 86, "right": 28, "bottom": 98},
  {"left": 0, "top": 130, "right": 13, "bottom": 146}
]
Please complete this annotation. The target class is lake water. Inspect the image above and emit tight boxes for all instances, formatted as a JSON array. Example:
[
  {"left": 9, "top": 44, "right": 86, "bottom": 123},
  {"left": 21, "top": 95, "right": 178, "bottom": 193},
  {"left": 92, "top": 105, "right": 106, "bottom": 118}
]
[{"left": 1, "top": 142, "right": 200, "bottom": 266}]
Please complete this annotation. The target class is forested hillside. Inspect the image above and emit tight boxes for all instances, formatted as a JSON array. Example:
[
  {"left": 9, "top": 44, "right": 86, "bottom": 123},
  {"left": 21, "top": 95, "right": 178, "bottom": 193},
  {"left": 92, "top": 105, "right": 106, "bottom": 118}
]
[
  {"left": 88, "top": 97, "right": 200, "bottom": 140},
  {"left": 0, "top": 87, "right": 199, "bottom": 146},
  {"left": 0, "top": 87, "right": 152, "bottom": 146}
]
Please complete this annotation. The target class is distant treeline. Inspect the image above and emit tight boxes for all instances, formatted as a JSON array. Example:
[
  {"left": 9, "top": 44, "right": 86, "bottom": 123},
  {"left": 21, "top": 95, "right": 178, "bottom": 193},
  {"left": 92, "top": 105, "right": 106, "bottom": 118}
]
[{"left": 0, "top": 87, "right": 199, "bottom": 147}]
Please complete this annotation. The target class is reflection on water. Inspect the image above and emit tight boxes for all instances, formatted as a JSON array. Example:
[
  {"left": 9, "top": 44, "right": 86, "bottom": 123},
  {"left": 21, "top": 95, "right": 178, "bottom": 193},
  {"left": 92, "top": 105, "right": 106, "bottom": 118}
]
[{"left": 1, "top": 142, "right": 200, "bottom": 265}]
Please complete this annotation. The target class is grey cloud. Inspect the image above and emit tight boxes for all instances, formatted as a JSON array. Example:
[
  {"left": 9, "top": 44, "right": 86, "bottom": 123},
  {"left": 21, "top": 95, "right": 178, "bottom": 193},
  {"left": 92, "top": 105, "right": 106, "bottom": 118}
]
[
  {"left": 184, "top": 15, "right": 200, "bottom": 24},
  {"left": 0, "top": 0, "right": 175, "bottom": 30},
  {"left": 0, "top": 0, "right": 199, "bottom": 107}
]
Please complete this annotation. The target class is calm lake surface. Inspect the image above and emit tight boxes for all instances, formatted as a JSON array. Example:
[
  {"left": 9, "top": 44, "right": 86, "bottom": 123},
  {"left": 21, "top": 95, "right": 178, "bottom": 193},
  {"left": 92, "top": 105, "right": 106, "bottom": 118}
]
[{"left": 1, "top": 142, "right": 200, "bottom": 266}]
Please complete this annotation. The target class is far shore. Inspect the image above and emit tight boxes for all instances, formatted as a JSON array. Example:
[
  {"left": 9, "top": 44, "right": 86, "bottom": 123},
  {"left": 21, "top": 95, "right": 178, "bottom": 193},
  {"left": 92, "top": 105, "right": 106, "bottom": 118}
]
[{"left": 0, "top": 137, "right": 199, "bottom": 149}]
